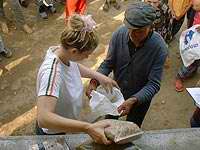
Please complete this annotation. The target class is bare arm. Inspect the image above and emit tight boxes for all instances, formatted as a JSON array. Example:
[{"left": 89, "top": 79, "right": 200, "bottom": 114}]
[
  {"left": 78, "top": 63, "right": 105, "bottom": 80},
  {"left": 37, "top": 96, "right": 90, "bottom": 133},
  {"left": 37, "top": 96, "right": 111, "bottom": 144}
]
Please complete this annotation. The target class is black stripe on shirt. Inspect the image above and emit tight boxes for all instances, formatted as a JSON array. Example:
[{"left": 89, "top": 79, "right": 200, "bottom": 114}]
[{"left": 45, "top": 58, "right": 56, "bottom": 95}]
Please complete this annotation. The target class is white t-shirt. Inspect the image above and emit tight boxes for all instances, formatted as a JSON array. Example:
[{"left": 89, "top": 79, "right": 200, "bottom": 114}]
[{"left": 37, "top": 46, "right": 83, "bottom": 134}]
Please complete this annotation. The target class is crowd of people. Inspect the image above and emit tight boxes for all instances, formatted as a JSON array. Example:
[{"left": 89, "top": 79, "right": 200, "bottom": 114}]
[{"left": 0, "top": 0, "right": 200, "bottom": 145}]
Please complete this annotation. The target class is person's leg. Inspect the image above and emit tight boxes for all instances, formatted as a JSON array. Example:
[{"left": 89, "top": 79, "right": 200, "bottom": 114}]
[
  {"left": 110, "top": 0, "right": 120, "bottom": 10},
  {"left": 126, "top": 102, "right": 151, "bottom": 127},
  {"left": 175, "top": 62, "right": 199, "bottom": 92},
  {"left": 0, "top": 35, "right": 12, "bottom": 58},
  {"left": 0, "top": 0, "right": 5, "bottom": 18},
  {"left": 102, "top": 0, "right": 110, "bottom": 12},
  {"left": 190, "top": 117, "right": 200, "bottom": 127},
  {"left": 37, "top": 0, "right": 48, "bottom": 18},
  {"left": 76, "top": 0, "right": 86, "bottom": 15},
  {"left": 9, "top": 0, "right": 25, "bottom": 28},
  {"left": 47, "top": 0, "right": 56, "bottom": 14},
  {"left": 0, "top": 0, "right": 9, "bottom": 34},
  {"left": 19, "top": 0, "right": 30, "bottom": 8},
  {"left": 0, "top": 35, "right": 5, "bottom": 53},
  {"left": 10, "top": 0, "right": 32, "bottom": 33},
  {"left": 190, "top": 107, "right": 200, "bottom": 128},
  {"left": 65, "top": 0, "right": 78, "bottom": 17}
]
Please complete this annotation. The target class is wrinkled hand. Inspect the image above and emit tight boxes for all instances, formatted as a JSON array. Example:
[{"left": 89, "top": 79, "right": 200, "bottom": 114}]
[
  {"left": 86, "top": 75, "right": 119, "bottom": 98},
  {"left": 118, "top": 97, "right": 138, "bottom": 116},
  {"left": 196, "top": 26, "right": 200, "bottom": 33},
  {"left": 96, "top": 74, "right": 119, "bottom": 93},
  {"left": 86, "top": 121, "right": 112, "bottom": 145}
]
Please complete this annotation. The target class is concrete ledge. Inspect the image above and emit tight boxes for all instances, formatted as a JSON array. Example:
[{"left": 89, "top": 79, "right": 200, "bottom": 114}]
[{"left": 0, "top": 128, "right": 200, "bottom": 150}]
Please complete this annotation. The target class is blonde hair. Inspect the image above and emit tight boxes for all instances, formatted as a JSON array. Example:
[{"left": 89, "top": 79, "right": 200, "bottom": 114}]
[{"left": 61, "top": 14, "right": 99, "bottom": 52}]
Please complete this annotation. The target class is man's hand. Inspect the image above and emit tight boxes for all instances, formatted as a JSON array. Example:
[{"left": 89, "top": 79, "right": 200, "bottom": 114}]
[
  {"left": 97, "top": 75, "right": 119, "bottom": 93},
  {"left": 118, "top": 97, "right": 138, "bottom": 116},
  {"left": 196, "top": 26, "right": 200, "bottom": 33},
  {"left": 86, "top": 75, "right": 119, "bottom": 98},
  {"left": 86, "top": 121, "right": 112, "bottom": 145}
]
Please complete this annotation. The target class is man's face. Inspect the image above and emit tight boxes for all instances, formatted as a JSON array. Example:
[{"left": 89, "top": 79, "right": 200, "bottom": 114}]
[
  {"left": 144, "top": 0, "right": 160, "bottom": 9},
  {"left": 129, "top": 26, "right": 151, "bottom": 44}
]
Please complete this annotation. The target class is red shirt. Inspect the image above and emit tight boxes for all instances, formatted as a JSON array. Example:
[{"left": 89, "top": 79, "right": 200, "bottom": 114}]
[{"left": 193, "top": 12, "right": 200, "bottom": 25}]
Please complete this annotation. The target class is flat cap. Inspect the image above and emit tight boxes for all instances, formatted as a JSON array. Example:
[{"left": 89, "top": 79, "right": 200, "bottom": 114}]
[{"left": 124, "top": 2, "right": 156, "bottom": 29}]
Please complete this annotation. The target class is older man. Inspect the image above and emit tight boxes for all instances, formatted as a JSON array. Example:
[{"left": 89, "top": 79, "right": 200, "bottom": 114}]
[{"left": 87, "top": 2, "right": 168, "bottom": 127}]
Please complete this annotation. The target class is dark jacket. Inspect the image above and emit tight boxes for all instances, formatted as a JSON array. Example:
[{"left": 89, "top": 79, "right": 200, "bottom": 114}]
[
  {"left": 187, "top": 7, "right": 196, "bottom": 28},
  {"left": 97, "top": 26, "right": 168, "bottom": 104}
]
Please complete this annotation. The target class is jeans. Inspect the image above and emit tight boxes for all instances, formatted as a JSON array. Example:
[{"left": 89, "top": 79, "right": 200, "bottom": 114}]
[
  {"left": 177, "top": 60, "right": 200, "bottom": 80},
  {"left": 126, "top": 102, "right": 151, "bottom": 127},
  {"left": 0, "top": 35, "right": 6, "bottom": 53}
]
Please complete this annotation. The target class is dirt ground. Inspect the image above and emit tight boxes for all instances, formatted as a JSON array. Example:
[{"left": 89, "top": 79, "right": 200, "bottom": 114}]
[{"left": 0, "top": 0, "right": 199, "bottom": 136}]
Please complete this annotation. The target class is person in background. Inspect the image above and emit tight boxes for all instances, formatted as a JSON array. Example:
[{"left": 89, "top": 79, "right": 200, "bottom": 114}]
[
  {"left": 0, "top": 35, "right": 12, "bottom": 73},
  {"left": 0, "top": 0, "right": 32, "bottom": 34},
  {"left": 18, "top": 0, "right": 29, "bottom": 8},
  {"left": 143, "top": 0, "right": 186, "bottom": 42},
  {"left": 143, "top": 0, "right": 173, "bottom": 43},
  {"left": 86, "top": 2, "right": 168, "bottom": 127},
  {"left": 0, "top": 35, "right": 12, "bottom": 61},
  {"left": 143, "top": 0, "right": 188, "bottom": 69},
  {"left": 175, "top": 0, "right": 200, "bottom": 92},
  {"left": 65, "top": 0, "right": 86, "bottom": 18},
  {"left": 102, "top": 0, "right": 120, "bottom": 12},
  {"left": 36, "top": 14, "right": 118, "bottom": 145},
  {"left": 37, "top": 0, "right": 56, "bottom": 19}
]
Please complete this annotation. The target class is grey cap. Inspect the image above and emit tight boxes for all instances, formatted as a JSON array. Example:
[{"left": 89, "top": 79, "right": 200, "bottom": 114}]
[{"left": 124, "top": 2, "right": 156, "bottom": 29}]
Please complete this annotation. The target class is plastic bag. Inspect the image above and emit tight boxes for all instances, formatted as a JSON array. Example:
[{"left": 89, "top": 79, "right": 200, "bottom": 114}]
[
  {"left": 180, "top": 25, "right": 200, "bottom": 67},
  {"left": 168, "top": 0, "right": 191, "bottom": 20},
  {"left": 89, "top": 91, "right": 120, "bottom": 118},
  {"left": 96, "top": 86, "right": 125, "bottom": 107},
  {"left": 89, "top": 87, "right": 124, "bottom": 121}
]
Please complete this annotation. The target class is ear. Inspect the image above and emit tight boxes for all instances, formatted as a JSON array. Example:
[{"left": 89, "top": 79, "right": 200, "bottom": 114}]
[{"left": 70, "top": 48, "right": 79, "bottom": 54}]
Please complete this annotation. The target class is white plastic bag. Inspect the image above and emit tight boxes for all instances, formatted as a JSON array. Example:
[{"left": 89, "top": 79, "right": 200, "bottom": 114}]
[
  {"left": 89, "top": 86, "right": 124, "bottom": 120},
  {"left": 96, "top": 86, "right": 124, "bottom": 107},
  {"left": 180, "top": 25, "right": 200, "bottom": 67}
]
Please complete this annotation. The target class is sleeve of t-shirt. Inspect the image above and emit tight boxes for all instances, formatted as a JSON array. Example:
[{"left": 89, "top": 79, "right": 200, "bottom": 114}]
[{"left": 37, "top": 67, "right": 61, "bottom": 99}]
